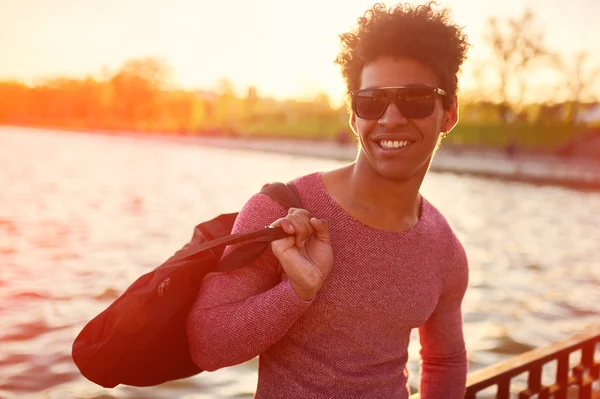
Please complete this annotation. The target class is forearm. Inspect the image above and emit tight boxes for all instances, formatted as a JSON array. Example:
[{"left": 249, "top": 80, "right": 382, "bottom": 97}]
[
  {"left": 186, "top": 278, "right": 311, "bottom": 371},
  {"left": 418, "top": 308, "right": 468, "bottom": 398},
  {"left": 419, "top": 347, "right": 467, "bottom": 399},
  {"left": 419, "top": 238, "right": 469, "bottom": 397}
]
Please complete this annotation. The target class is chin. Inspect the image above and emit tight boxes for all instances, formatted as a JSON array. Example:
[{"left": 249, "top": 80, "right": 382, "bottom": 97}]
[
  {"left": 377, "top": 167, "right": 418, "bottom": 182},
  {"left": 373, "top": 158, "right": 431, "bottom": 182}
]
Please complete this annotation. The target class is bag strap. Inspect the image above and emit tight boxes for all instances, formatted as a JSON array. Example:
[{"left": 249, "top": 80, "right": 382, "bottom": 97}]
[
  {"left": 171, "top": 181, "right": 302, "bottom": 267},
  {"left": 260, "top": 182, "right": 302, "bottom": 209},
  {"left": 215, "top": 181, "right": 302, "bottom": 272}
]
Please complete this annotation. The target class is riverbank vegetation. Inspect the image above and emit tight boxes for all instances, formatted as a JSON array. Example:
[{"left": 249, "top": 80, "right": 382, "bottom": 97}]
[{"left": 1, "top": 8, "right": 598, "bottom": 153}]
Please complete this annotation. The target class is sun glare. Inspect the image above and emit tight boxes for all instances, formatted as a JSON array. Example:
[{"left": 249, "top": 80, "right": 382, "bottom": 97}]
[{"left": 0, "top": 0, "right": 599, "bottom": 105}]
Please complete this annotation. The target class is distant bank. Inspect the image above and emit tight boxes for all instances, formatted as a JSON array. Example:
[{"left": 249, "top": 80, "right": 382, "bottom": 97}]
[{"left": 136, "top": 133, "right": 600, "bottom": 191}]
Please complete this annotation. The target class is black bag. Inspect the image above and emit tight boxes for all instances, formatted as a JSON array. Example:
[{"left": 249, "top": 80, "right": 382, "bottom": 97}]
[{"left": 72, "top": 182, "right": 302, "bottom": 388}]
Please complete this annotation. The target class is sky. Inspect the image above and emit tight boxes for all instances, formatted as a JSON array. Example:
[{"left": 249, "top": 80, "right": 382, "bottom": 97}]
[{"left": 1, "top": 0, "right": 599, "bottom": 106}]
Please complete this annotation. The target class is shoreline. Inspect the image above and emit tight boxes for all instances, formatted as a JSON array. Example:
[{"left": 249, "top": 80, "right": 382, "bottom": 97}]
[
  {"left": 164, "top": 135, "right": 600, "bottom": 191},
  {"left": 7, "top": 125, "right": 600, "bottom": 191}
]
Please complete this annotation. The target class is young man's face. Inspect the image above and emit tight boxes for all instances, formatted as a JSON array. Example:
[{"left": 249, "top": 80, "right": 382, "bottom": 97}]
[{"left": 350, "top": 56, "right": 458, "bottom": 182}]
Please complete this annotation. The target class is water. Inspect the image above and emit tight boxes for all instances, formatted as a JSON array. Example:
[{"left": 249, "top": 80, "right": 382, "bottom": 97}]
[{"left": 0, "top": 126, "right": 599, "bottom": 399}]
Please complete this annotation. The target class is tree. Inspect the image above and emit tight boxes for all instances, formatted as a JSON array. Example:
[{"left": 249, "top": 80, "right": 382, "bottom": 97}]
[
  {"left": 215, "top": 78, "right": 237, "bottom": 130},
  {"left": 0, "top": 81, "right": 29, "bottom": 123},
  {"left": 109, "top": 57, "right": 172, "bottom": 126},
  {"left": 483, "top": 8, "right": 548, "bottom": 122},
  {"left": 553, "top": 51, "right": 600, "bottom": 125},
  {"left": 244, "top": 86, "right": 258, "bottom": 122}
]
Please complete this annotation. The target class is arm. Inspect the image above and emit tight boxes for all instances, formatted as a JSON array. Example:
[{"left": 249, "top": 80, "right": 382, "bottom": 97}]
[
  {"left": 418, "top": 239, "right": 469, "bottom": 399},
  {"left": 186, "top": 193, "right": 313, "bottom": 371}
]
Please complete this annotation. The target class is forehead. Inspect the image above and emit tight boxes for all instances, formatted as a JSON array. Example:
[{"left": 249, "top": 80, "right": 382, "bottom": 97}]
[{"left": 359, "top": 57, "right": 439, "bottom": 89}]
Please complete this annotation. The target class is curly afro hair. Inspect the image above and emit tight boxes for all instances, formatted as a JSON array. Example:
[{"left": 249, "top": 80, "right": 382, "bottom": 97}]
[{"left": 335, "top": 2, "right": 469, "bottom": 109}]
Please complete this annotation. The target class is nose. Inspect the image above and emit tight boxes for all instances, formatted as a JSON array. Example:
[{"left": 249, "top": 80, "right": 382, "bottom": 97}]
[{"left": 377, "top": 99, "right": 409, "bottom": 128}]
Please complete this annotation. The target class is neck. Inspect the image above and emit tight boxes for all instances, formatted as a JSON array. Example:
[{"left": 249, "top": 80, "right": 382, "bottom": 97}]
[
  {"left": 351, "top": 160, "right": 425, "bottom": 218},
  {"left": 323, "top": 153, "right": 429, "bottom": 232}
]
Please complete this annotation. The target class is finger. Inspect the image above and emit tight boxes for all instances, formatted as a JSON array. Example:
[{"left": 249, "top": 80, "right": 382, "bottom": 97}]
[
  {"left": 269, "top": 218, "right": 295, "bottom": 234},
  {"left": 286, "top": 214, "right": 311, "bottom": 247},
  {"left": 286, "top": 213, "right": 314, "bottom": 247},
  {"left": 309, "top": 218, "right": 331, "bottom": 245},
  {"left": 288, "top": 208, "right": 311, "bottom": 218}
]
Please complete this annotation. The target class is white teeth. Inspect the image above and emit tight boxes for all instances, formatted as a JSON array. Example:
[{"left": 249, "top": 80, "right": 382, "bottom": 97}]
[{"left": 379, "top": 140, "right": 410, "bottom": 149}]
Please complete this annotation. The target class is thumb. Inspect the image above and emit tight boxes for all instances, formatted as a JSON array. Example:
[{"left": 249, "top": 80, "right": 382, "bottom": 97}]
[
  {"left": 309, "top": 218, "right": 330, "bottom": 244},
  {"left": 271, "top": 235, "right": 296, "bottom": 257}
]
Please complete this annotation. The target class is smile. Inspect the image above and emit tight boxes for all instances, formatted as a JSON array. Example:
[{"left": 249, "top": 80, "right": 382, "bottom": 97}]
[{"left": 377, "top": 140, "right": 412, "bottom": 149}]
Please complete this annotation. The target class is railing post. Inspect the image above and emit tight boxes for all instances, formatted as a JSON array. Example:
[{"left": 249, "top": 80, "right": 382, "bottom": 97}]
[
  {"left": 497, "top": 380, "right": 510, "bottom": 398},
  {"left": 554, "top": 354, "right": 570, "bottom": 399},
  {"left": 520, "top": 364, "right": 542, "bottom": 398},
  {"left": 575, "top": 343, "right": 596, "bottom": 399},
  {"left": 464, "top": 389, "right": 477, "bottom": 399}
]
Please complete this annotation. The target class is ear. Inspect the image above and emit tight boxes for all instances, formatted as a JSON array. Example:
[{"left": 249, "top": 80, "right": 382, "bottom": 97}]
[
  {"left": 442, "top": 95, "right": 459, "bottom": 133},
  {"left": 350, "top": 109, "right": 359, "bottom": 137}
]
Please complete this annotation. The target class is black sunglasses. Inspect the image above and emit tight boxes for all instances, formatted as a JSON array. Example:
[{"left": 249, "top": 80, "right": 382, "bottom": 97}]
[{"left": 350, "top": 86, "right": 447, "bottom": 119}]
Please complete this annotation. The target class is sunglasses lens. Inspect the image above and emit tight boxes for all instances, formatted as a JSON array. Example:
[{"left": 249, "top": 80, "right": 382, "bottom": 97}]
[
  {"left": 354, "top": 90, "right": 388, "bottom": 119},
  {"left": 397, "top": 88, "right": 435, "bottom": 118}
]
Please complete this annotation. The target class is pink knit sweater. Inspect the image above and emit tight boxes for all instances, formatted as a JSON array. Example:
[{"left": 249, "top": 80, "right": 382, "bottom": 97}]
[{"left": 187, "top": 172, "right": 469, "bottom": 398}]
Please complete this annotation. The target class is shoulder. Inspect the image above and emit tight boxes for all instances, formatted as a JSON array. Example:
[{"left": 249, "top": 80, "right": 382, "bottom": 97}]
[
  {"left": 289, "top": 172, "right": 322, "bottom": 195},
  {"left": 232, "top": 192, "right": 287, "bottom": 234},
  {"left": 421, "top": 197, "right": 454, "bottom": 237},
  {"left": 421, "top": 197, "right": 469, "bottom": 279},
  {"left": 232, "top": 172, "right": 320, "bottom": 234}
]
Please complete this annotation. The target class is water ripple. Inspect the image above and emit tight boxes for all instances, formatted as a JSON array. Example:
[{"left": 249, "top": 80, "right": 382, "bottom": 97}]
[{"left": 1, "top": 127, "right": 599, "bottom": 398}]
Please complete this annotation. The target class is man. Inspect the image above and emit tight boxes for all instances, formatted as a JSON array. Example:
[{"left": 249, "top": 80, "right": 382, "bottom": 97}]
[{"left": 187, "top": 2, "right": 470, "bottom": 397}]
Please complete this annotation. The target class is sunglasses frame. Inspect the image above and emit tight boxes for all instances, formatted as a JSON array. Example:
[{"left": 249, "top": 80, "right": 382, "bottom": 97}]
[{"left": 350, "top": 86, "right": 448, "bottom": 120}]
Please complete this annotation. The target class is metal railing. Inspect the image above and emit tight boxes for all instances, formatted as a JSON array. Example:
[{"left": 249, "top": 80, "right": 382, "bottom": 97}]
[{"left": 411, "top": 326, "right": 600, "bottom": 398}]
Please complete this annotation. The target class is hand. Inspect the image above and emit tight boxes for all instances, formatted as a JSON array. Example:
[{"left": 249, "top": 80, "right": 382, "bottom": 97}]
[{"left": 270, "top": 208, "right": 333, "bottom": 301}]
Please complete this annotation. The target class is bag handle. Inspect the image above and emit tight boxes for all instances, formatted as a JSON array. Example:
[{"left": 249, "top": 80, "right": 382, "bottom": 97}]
[
  {"left": 170, "top": 182, "right": 301, "bottom": 267},
  {"left": 215, "top": 182, "right": 302, "bottom": 272}
]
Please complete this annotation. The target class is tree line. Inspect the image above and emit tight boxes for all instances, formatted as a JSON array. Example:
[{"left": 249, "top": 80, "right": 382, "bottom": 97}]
[{"left": 0, "top": 8, "right": 598, "bottom": 138}]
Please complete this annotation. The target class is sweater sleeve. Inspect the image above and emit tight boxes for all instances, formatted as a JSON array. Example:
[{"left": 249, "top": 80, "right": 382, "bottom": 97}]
[
  {"left": 186, "top": 192, "right": 313, "bottom": 372},
  {"left": 418, "top": 237, "right": 469, "bottom": 399}
]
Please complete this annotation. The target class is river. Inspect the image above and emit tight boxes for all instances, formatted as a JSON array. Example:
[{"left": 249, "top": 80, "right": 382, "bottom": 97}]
[{"left": 1, "top": 126, "right": 599, "bottom": 398}]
